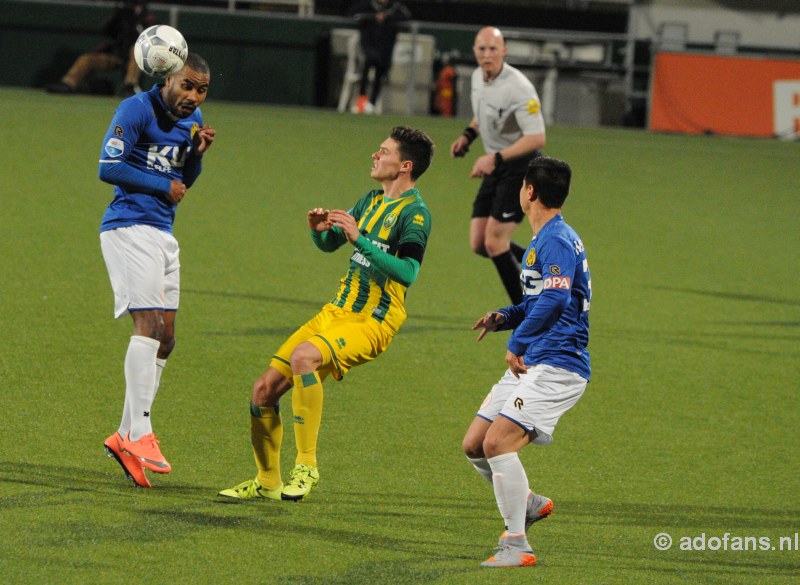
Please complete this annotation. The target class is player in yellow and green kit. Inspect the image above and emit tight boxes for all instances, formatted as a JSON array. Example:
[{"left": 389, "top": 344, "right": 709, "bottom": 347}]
[{"left": 219, "top": 126, "right": 435, "bottom": 501}]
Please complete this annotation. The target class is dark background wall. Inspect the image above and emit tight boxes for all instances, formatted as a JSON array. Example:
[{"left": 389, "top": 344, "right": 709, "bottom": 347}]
[
  {"left": 187, "top": 0, "right": 630, "bottom": 32},
  {"left": 3, "top": 1, "right": 483, "bottom": 106},
  {"left": 315, "top": 0, "right": 629, "bottom": 32},
  {"left": 2, "top": 1, "right": 353, "bottom": 105},
  {"left": 5, "top": 0, "right": 798, "bottom": 126}
]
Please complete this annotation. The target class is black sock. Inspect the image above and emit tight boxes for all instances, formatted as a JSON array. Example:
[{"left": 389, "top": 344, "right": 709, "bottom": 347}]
[
  {"left": 510, "top": 242, "right": 526, "bottom": 263},
  {"left": 491, "top": 250, "right": 523, "bottom": 304}
]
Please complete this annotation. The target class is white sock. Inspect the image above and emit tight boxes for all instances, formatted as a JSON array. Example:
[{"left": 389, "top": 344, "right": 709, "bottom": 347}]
[
  {"left": 118, "top": 398, "right": 131, "bottom": 440},
  {"left": 154, "top": 358, "right": 167, "bottom": 401},
  {"left": 488, "top": 452, "right": 529, "bottom": 535},
  {"left": 468, "top": 456, "right": 494, "bottom": 485},
  {"left": 118, "top": 352, "right": 166, "bottom": 439},
  {"left": 124, "top": 335, "right": 160, "bottom": 441},
  {"left": 469, "top": 456, "right": 535, "bottom": 508}
]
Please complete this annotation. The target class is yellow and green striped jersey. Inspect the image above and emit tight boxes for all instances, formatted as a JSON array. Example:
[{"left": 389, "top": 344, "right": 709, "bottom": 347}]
[{"left": 324, "top": 188, "right": 431, "bottom": 332}]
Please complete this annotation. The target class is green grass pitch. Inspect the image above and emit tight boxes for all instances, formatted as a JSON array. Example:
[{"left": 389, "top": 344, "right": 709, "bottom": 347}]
[{"left": 0, "top": 86, "right": 798, "bottom": 584}]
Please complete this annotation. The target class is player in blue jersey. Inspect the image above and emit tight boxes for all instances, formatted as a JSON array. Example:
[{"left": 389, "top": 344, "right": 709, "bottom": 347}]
[
  {"left": 99, "top": 53, "right": 216, "bottom": 488},
  {"left": 462, "top": 156, "right": 590, "bottom": 567}
]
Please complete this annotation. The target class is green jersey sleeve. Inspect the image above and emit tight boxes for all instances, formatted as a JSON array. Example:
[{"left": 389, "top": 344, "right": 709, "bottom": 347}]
[
  {"left": 310, "top": 227, "right": 347, "bottom": 251},
  {"left": 353, "top": 235, "right": 421, "bottom": 286},
  {"left": 398, "top": 202, "right": 432, "bottom": 248}
]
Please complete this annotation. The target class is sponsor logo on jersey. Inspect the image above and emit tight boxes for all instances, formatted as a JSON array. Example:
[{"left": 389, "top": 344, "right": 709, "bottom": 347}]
[
  {"left": 413, "top": 213, "right": 425, "bottom": 227},
  {"left": 544, "top": 276, "right": 572, "bottom": 290},
  {"left": 114, "top": 125, "right": 123, "bottom": 137},
  {"left": 351, "top": 251, "right": 371, "bottom": 268},
  {"left": 351, "top": 238, "right": 389, "bottom": 268},
  {"left": 190, "top": 123, "right": 199, "bottom": 139},
  {"left": 550, "top": 264, "right": 561, "bottom": 275},
  {"left": 383, "top": 212, "right": 398, "bottom": 229},
  {"left": 147, "top": 145, "right": 187, "bottom": 173},
  {"left": 522, "top": 268, "right": 543, "bottom": 295},
  {"left": 526, "top": 99, "right": 541, "bottom": 114},
  {"left": 525, "top": 248, "right": 536, "bottom": 267},
  {"left": 105, "top": 137, "right": 124, "bottom": 158}
]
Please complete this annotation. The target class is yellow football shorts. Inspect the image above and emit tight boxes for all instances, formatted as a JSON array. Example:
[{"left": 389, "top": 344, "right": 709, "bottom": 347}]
[{"left": 270, "top": 303, "right": 397, "bottom": 381}]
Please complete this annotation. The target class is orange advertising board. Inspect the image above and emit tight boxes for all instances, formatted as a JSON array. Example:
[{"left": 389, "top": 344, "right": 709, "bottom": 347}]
[{"left": 649, "top": 52, "right": 800, "bottom": 138}]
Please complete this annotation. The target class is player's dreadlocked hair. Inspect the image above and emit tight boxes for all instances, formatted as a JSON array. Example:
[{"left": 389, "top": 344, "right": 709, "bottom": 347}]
[{"left": 391, "top": 125, "right": 435, "bottom": 180}]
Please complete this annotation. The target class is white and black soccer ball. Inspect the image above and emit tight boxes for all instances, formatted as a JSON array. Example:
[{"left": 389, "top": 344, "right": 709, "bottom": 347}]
[{"left": 134, "top": 25, "right": 188, "bottom": 77}]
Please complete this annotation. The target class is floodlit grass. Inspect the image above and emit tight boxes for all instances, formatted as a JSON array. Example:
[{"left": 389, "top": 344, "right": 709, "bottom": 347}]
[{"left": 0, "top": 87, "right": 798, "bottom": 584}]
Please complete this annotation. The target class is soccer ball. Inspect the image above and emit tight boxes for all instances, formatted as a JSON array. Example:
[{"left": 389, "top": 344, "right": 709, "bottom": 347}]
[{"left": 134, "top": 25, "right": 188, "bottom": 77}]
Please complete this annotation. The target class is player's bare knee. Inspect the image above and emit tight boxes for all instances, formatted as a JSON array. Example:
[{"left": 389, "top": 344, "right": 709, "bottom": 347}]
[
  {"left": 469, "top": 237, "right": 488, "bottom": 257},
  {"left": 483, "top": 238, "right": 509, "bottom": 258},
  {"left": 251, "top": 377, "right": 272, "bottom": 405},
  {"left": 158, "top": 336, "right": 175, "bottom": 359},
  {"left": 471, "top": 244, "right": 489, "bottom": 257},
  {"left": 462, "top": 436, "right": 484, "bottom": 459},
  {"left": 133, "top": 310, "right": 165, "bottom": 341},
  {"left": 252, "top": 375, "right": 286, "bottom": 406},
  {"left": 289, "top": 343, "right": 322, "bottom": 375},
  {"left": 482, "top": 435, "right": 503, "bottom": 459}
]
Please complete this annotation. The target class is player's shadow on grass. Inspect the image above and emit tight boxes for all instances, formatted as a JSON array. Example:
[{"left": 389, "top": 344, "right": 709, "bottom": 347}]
[
  {"left": 558, "top": 499, "right": 800, "bottom": 530},
  {"left": 0, "top": 460, "right": 239, "bottom": 506},
  {"left": 540, "top": 500, "right": 800, "bottom": 577},
  {"left": 146, "top": 505, "right": 485, "bottom": 583},
  {"left": 652, "top": 285, "right": 800, "bottom": 309},
  {"left": 147, "top": 505, "right": 482, "bottom": 560}
]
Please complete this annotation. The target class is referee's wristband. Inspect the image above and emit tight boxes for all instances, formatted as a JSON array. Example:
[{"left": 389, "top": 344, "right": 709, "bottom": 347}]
[{"left": 462, "top": 126, "right": 478, "bottom": 144}]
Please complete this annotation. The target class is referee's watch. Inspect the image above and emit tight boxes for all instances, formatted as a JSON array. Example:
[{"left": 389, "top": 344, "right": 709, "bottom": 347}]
[{"left": 494, "top": 151, "right": 505, "bottom": 167}]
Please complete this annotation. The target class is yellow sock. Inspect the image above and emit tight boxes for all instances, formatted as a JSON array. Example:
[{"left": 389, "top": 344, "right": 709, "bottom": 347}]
[
  {"left": 292, "top": 372, "right": 323, "bottom": 468},
  {"left": 250, "top": 402, "right": 283, "bottom": 489}
]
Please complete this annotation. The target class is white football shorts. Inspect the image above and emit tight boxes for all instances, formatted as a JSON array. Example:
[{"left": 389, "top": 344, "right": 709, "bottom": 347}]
[
  {"left": 476, "top": 364, "right": 587, "bottom": 445},
  {"left": 100, "top": 224, "right": 180, "bottom": 319}
]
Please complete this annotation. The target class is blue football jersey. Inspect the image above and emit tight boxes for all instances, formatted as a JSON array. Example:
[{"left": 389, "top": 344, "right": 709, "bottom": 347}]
[
  {"left": 499, "top": 214, "right": 591, "bottom": 380},
  {"left": 98, "top": 84, "right": 204, "bottom": 234}
]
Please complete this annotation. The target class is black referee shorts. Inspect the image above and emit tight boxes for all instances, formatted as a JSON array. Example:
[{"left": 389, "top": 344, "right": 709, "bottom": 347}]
[{"left": 471, "top": 152, "right": 539, "bottom": 223}]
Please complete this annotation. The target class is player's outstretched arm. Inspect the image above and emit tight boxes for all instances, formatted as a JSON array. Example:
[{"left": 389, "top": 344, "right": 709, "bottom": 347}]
[{"left": 472, "top": 311, "right": 507, "bottom": 341}]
